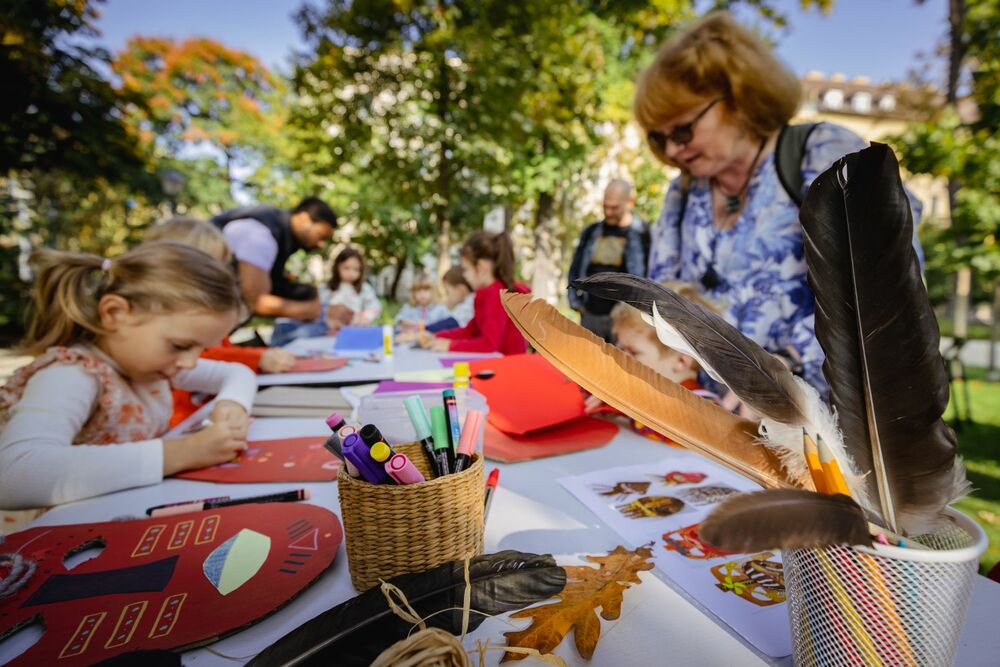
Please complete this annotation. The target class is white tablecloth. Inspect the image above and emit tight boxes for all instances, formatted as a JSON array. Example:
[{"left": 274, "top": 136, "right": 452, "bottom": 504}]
[
  {"left": 260, "top": 335, "right": 497, "bottom": 386},
  {"left": 8, "top": 418, "right": 1000, "bottom": 666}
]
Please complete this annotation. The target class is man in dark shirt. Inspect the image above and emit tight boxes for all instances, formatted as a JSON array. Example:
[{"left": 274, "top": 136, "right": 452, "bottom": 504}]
[
  {"left": 567, "top": 180, "right": 650, "bottom": 342},
  {"left": 212, "top": 197, "right": 336, "bottom": 320}
]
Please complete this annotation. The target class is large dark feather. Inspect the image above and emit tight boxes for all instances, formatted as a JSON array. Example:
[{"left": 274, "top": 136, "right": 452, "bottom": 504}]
[
  {"left": 801, "top": 143, "right": 963, "bottom": 534},
  {"left": 573, "top": 274, "right": 808, "bottom": 425},
  {"left": 700, "top": 489, "right": 871, "bottom": 552},
  {"left": 246, "top": 550, "right": 566, "bottom": 667}
]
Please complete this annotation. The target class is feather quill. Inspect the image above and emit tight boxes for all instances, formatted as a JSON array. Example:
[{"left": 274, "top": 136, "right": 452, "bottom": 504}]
[
  {"left": 571, "top": 274, "right": 863, "bottom": 503},
  {"left": 247, "top": 550, "right": 566, "bottom": 667},
  {"left": 501, "top": 291, "right": 806, "bottom": 489},
  {"left": 801, "top": 143, "right": 967, "bottom": 534},
  {"left": 700, "top": 489, "right": 871, "bottom": 552}
]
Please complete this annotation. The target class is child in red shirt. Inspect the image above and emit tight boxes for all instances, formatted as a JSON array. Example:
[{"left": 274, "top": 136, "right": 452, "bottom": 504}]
[{"left": 418, "top": 231, "right": 530, "bottom": 355}]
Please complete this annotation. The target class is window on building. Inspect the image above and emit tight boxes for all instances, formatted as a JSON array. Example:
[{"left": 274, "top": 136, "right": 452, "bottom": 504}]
[
  {"left": 822, "top": 88, "right": 844, "bottom": 109},
  {"left": 852, "top": 91, "right": 872, "bottom": 114},
  {"left": 878, "top": 94, "right": 896, "bottom": 112}
]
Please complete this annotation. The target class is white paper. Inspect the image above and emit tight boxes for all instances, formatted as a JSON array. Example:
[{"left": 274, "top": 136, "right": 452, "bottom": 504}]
[{"left": 559, "top": 449, "right": 792, "bottom": 657}]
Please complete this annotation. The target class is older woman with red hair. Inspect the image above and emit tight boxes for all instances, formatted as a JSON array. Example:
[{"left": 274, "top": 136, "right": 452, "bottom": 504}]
[{"left": 635, "top": 12, "right": 924, "bottom": 396}]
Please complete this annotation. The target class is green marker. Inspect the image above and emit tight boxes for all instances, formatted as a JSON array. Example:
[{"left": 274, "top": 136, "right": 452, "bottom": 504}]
[{"left": 430, "top": 406, "right": 452, "bottom": 477}]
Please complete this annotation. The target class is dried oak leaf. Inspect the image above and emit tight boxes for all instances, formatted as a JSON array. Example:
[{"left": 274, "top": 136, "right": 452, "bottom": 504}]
[{"left": 502, "top": 544, "right": 654, "bottom": 661}]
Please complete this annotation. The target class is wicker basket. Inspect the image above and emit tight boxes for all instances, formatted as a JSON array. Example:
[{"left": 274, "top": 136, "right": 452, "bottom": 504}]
[
  {"left": 783, "top": 508, "right": 987, "bottom": 667},
  {"left": 338, "top": 442, "right": 485, "bottom": 591}
]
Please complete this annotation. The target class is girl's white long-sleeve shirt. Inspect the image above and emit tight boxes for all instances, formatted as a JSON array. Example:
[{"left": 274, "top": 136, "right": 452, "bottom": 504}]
[{"left": 0, "top": 347, "right": 256, "bottom": 509}]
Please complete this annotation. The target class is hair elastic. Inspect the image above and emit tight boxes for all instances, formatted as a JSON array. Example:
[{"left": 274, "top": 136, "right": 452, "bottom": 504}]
[{"left": 101, "top": 258, "right": 112, "bottom": 273}]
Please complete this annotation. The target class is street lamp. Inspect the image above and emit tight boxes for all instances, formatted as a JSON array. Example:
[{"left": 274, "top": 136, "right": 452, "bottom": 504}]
[{"left": 160, "top": 169, "right": 185, "bottom": 214}]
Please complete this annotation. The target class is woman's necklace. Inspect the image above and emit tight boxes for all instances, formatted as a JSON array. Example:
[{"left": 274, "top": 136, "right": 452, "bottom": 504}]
[{"left": 701, "top": 138, "right": 768, "bottom": 290}]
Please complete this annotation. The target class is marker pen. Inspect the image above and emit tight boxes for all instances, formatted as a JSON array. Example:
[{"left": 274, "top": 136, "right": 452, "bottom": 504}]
[
  {"left": 484, "top": 468, "right": 499, "bottom": 524},
  {"left": 404, "top": 396, "right": 438, "bottom": 475},
  {"left": 359, "top": 423, "right": 387, "bottom": 449},
  {"left": 368, "top": 441, "right": 396, "bottom": 468},
  {"left": 442, "top": 389, "right": 461, "bottom": 471},
  {"left": 146, "top": 495, "right": 230, "bottom": 516},
  {"left": 150, "top": 489, "right": 309, "bottom": 517},
  {"left": 430, "top": 406, "right": 452, "bottom": 477},
  {"left": 454, "top": 409, "right": 484, "bottom": 473},
  {"left": 385, "top": 453, "right": 425, "bottom": 485},
  {"left": 323, "top": 411, "right": 347, "bottom": 461},
  {"left": 342, "top": 433, "right": 389, "bottom": 484}
]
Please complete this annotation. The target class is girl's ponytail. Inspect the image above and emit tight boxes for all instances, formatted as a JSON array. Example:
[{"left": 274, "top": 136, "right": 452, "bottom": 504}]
[
  {"left": 492, "top": 232, "right": 516, "bottom": 291},
  {"left": 21, "top": 250, "right": 108, "bottom": 354}
]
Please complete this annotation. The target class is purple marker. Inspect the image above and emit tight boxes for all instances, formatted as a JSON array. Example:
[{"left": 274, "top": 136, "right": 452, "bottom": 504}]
[
  {"left": 385, "top": 453, "right": 425, "bottom": 485},
  {"left": 342, "top": 433, "right": 390, "bottom": 484}
]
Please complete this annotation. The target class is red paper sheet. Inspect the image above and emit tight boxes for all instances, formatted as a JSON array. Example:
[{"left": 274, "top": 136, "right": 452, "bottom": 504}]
[
  {"left": 177, "top": 436, "right": 340, "bottom": 483},
  {"left": 0, "top": 504, "right": 341, "bottom": 666},
  {"left": 483, "top": 417, "right": 618, "bottom": 462},
  {"left": 288, "top": 356, "right": 349, "bottom": 373},
  {"left": 470, "top": 354, "right": 585, "bottom": 435}
]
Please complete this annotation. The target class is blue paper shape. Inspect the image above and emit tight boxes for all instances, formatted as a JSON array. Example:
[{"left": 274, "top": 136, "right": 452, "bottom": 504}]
[{"left": 333, "top": 326, "right": 383, "bottom": 352}]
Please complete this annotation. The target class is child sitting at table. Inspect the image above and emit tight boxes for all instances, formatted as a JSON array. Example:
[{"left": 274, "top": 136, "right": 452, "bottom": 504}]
[
  {"left": 394, "top": 272, "right": 450, "bottom": 329},
  {"left": 145, "top": 217, "right": 296, "bottom": 425},
  {"left": 430, "top": 266, "right": 474, "bottom": 331},
  {"left": 418, "top": 231, "right": 529, "bottom": 355},
  {"left": 324, "top": 246, "right": 382, "bottom": 330},
  {"left": 585, "top": 286, "right": 720, "bottom": 442},
  {"left": 0, "top": 242, "right": 257, "bottom": 511}
]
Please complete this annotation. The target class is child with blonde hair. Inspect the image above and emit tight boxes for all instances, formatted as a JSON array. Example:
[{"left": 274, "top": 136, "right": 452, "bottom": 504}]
[
  {"left": 0, "top": 242, "right": 257, "bottom": 510},
  {"left": 144, "top": 217, "right": 295, "bottom": 425},
  {"left": 395, "top": 273, "right": 450, "bottom": 330},
  {"left": 585, "top": 283, "right": 720, "bottom": 441}
]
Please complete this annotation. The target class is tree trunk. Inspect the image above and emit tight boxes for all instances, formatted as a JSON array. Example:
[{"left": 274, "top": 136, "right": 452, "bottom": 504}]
[
  {"left": 435, "top": 51, "right": 452, "bottom": 280},
  {"left": 390, "top": 248, "right": 409, "bottom": 302},
  {"left": 531, "top": 190, "right": 558, "bottom": 302},
  {"left": 988, "top": 279, "right": 1000, "bottom": 381},
  {"left": 947, "top": 0, "right": 970, "bottom": 343}
]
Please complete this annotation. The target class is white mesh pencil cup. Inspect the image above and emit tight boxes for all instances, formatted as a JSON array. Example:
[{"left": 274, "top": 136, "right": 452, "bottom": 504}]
[{"left": 783, "top": 508, "right": 986, "bottom": 667}]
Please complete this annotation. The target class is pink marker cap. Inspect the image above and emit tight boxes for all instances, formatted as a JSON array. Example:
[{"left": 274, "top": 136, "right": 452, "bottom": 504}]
[
  {"left": 326, "top": 412, "right": 345, "bottom": 431},
  {"left": 386, "top": 453, "right": 425, "bottom": 485},
  {"left": 457, "top": 409, "right": 485, "bottom": 456}
]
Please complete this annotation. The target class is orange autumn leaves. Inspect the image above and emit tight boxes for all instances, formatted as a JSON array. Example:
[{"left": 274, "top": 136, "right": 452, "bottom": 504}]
[{"left": 502, "top": 545, "right": 654, "bottom": 662}]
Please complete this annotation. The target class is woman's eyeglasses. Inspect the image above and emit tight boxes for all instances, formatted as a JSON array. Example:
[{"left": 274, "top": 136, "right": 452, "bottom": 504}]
[{"left": 647, "top": 98, "right": 721, "bottom": 153}]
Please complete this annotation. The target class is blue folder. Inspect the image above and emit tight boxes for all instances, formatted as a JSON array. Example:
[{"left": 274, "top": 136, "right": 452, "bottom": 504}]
[{"left": 333, "top": 326, "right": 383, "bottom": 352}]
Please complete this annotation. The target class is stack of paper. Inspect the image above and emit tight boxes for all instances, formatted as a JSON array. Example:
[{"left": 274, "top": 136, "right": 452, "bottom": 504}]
[{"left": 252, "top": 386, "right": 352, "bottom": 418}]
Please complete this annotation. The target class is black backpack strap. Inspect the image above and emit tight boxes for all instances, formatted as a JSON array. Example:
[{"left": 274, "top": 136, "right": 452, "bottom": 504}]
[{"left": 775, "top": 122, "right": 821, "bottom": 207}]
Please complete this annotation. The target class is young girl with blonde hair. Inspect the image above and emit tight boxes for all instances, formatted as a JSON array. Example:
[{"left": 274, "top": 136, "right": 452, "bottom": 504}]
[{"left": 0, "top": 242, "right": 257, "bottom": 510}]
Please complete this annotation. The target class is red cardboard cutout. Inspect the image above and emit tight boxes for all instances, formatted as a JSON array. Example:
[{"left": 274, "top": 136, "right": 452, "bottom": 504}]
[
  {"left": 177, "top": 437, "right": 340, "bottom": 483},
  {"left": 288, "top": 357, "right": 349, "bottom": 374},
  {"left": 470, "top": 354, "right": 585, "bottom": 435},
  {"left": 0, "top": 504, "right": 341, "bottom": 666},
  {"left": 483, "top": 417, "right": 618, "bottom": 462}
]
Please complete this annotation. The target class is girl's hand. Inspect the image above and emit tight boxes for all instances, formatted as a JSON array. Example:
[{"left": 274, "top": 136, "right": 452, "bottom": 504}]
[
  {"left": 428, "top": 337, "right": 450, "bottom": 352},
  {"left": 326, "top": 304, "right": 353, "bottom": 328},
  {"left": 584, "top": 394, "right": 604, "bottom": 415},
  {"left": 259, "top": 348, "right": 296, "bottom": 373},
  {"left": 162, "top": 421, "right": 247, "bottom": 475},
  {"left": 211, "top": 400, "right": 249, "bottom": 440},
  {"left": 396, "top": 330, "right": 418, "bottom": 344}
]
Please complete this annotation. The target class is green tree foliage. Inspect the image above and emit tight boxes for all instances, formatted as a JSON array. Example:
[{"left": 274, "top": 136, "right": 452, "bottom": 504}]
[
  {"left": 113, "top": 36, "right": 288, "bottom": 207},
  {"left": 892, "top": 0, "right": 1000, "bottom": 306}
]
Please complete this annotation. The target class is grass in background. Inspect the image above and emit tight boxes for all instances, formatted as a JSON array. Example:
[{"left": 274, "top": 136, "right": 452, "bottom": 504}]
[{"left": 948, "top": 366, "right": 1000, "bottom": 572}]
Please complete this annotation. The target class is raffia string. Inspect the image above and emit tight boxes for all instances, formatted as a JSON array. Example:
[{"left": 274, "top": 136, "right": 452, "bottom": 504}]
[
  {"left": 371, "top": 558, "right": 568, "bottom": 667},
  {"left": 0, "top": 553, "right": 36, "bottom": 599}
]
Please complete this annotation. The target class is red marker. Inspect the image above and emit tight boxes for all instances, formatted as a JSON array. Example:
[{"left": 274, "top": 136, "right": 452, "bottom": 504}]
[{"left": 484, "top": 468, "right": 499, "bottom": 524}]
